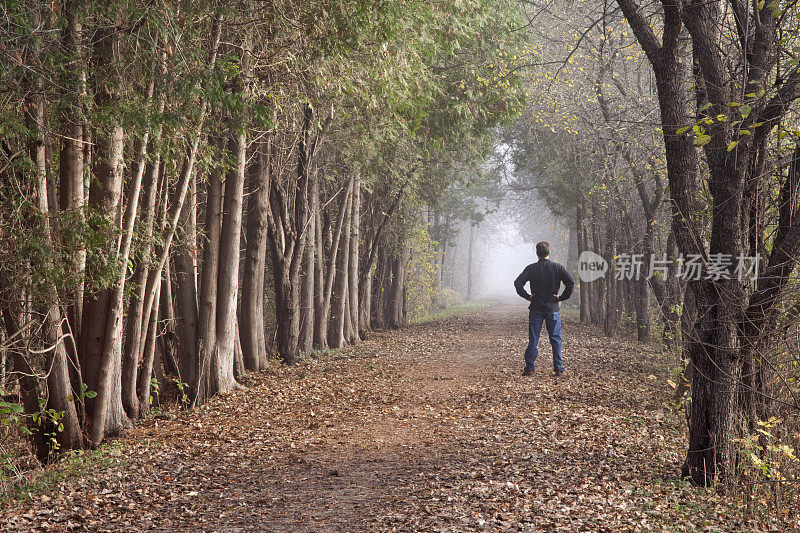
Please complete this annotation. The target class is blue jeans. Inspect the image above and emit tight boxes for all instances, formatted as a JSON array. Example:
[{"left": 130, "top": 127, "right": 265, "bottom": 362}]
[{"left": 524, "top": 309, "right": 564, "bottom": 372}]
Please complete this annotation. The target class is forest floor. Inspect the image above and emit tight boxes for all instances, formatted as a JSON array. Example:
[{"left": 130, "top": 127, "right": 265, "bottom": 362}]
[{"left": 1, "top": 301, "right": 792, "bottom": 531}]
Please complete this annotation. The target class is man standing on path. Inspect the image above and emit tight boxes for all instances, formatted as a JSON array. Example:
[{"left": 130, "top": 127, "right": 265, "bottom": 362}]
[{"left": 514, "top": 242, "right": 575, "bottom": 376}]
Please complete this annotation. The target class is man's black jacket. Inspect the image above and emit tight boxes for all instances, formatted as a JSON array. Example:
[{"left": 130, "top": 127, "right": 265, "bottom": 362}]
[{"left": 514, "top": 258, "right": 575, "bottom": 312}]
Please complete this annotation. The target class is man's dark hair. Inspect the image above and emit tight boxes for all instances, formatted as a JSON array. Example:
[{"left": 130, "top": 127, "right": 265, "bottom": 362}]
[{"left": 536, "top": 241, "right": 550, "bottom": 258}]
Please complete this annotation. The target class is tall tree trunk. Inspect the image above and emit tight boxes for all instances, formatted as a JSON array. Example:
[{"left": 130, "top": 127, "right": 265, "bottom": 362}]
[
  {"left": 359, "top": 270, "right": 373, "bottom": 337},
  {"left": 330, "top": 184, "right": 353, "bottom": 348},
  {"left": 439, "top": 216, "right": 447, "bottom": 287},
  {"left": 266, "top": 105, "right": 322, "bottom": 364},
  {"left": 209, "top": 125, "right": 248, "bottom": 395},
  {"left": 134, "top": 16, "right": 222, "bottom": 408},
  {"left": 602, "top": 222, "right": 618, "bottom": 337},
  {"left": 240, "top": 139, "right": 271, "bottom": 368},
  {"left": 388, "top": 252, "right": 406, "bottom": 330},
  {"left": 466, "top": 224, "right": 475, "bottom": 301},
  {"left": 59, "top": 2, "right": 86, "bottom": 341},
  {"left": 577, "top": 200, "right": 590, "bottom": 324},
  {"left": 196, "top": 164, "right": 223, "bottom": 402},
  {"left": 233, "top": 320, "right": 246, "bottom": 380},
  {"left": 120, "top": 75, "right": 156, "bottom": 419},
  {"left": 372, "top": 245, "right": 390, "bottom": 331},
  {"left": 26, "top": 89, "right": 82, "bottom": 453},
  {"left": 271, "top": 261, "right": 301, "bottom": 365},
  {"left": 360, "top": 186, "right": 403, "bottom": 334},
  {"left": 207, "top": 33, "right": 252, "bottom": 392},
  {"left": 135, "top": 282, "right": 160, "bottom": 418},
  {"left": 589, "top": 206, "right": 604, "bottom": 326},
  {"left": 154, "top": 16, "right": 226, "bottom": 401},
  {"left": 135, "top": 127, "right": 208, "bottom": 405},
  {"left": 1, "top": 303, "right": 49, "bottom": 460},
  {"left": 300, "top": 172, "right": 317, "bottom": 353},
  {"left": 358, "top": 192, "right": 377, "bottom": 337},
  {"left": 174, "top": 168, "right": 199, "bottom": 384},
  {"left": 160, "top": 261, "right": 179, "bottom": 375},
  {"left": 635, "top": 275, "right": 650, "bottom": 341},
  {"left": 80, "top": 21, "right": 130, "bottom": 445},
  {"left": 615, "top": 0, "right": 800, "bottom": 485},
  {"left": 318, "top": 177, "right": 354, "bottom": 348},
  {"left": 313, "top": 181, "right": 327, "bottom": 349},
  {"left": 347, "top": 176, "right": 360, "bottom": 344},
  {"left": 122, "top": 119, "right": 164, "bottom": 413}
]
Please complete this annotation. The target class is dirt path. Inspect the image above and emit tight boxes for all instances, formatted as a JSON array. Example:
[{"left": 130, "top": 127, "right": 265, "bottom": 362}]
[{"left": 2, "top": 303, "right": 762, "bottom": 531}]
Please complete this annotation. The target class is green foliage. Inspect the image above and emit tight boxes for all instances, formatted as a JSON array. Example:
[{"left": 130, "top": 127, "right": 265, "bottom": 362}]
[
  {"left": 1, "top": 442, "right": 126, "bottom": 503},
  {"left": 150, "top": 378, "right": 160, "bottom": 408},
  {"left": 410, "top": 299, "right": 489, "bottom": 325},
  {"left": 32, "top": 408, "right": 64, "bottom": 456},
  {"left": 77, "top": 383, "right": 97, "bottom": 401},
  {"left": 0, "top": 399, "right": 25, "bottom": 455},
  {"left": 0, "top": 0, "right": 534, "bottom": 471},
  {"left": 406, "top": 225, "right": 442, "bottom": 321},
  {"left": 173, "top": 379, "right": 189, "bottom": 408},
  {"left": 311, "top": 0, "right": 528, "bottom": 201}
]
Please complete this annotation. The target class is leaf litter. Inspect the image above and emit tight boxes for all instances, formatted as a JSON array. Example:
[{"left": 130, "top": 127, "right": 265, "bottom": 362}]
[{"left": 1, "top": 303, "right": 792, "bottom": 531}]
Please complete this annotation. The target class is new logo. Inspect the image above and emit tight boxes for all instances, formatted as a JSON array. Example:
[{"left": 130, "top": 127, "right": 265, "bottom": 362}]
[{"left": 578, "top": 251, "right": 608, "bottom": 283}]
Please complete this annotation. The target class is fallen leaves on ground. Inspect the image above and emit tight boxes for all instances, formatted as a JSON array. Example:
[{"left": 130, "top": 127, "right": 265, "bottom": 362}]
[{"left": 1, "top": 303, "right": 794, "bottom": 531}]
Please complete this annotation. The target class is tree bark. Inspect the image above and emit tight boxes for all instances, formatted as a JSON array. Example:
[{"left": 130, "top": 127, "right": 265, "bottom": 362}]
[
  {"left": 122, "top": 112, "right": 164, "bottom": 417},
  {"left": 80, "top": 20, "right": 130, "bottom": 445},
  {"left": 139, "top": 16, "right": 223, "bottom": 405},
  {"left": 360, "top": 185, "right": 403, "bottom": 334},
  {"left": 25, "top": 88, "right": 83, "bottom": 454},
  {"left": 196, "top": 163, "right": 223, "bottom": 402},
  {"left": 119, "top": 75, "right": 156, "bottom": 419},
  {"left": 240, "top": 139, "right": 271, "bottom": 369},
  {"left": 59, "top": 1, "right": 86, "bottom": 341},
  {"left": 174, "top": 168, "right": 199, "bottom": 385},
  {"left": 0, "top": 302, "right": 50, "bottom": 460},
  {"left": 617, "top": 0, "right": 800, "bottom": 485},
  {"left": 576, "top": 200, "right": 590, "bottom": 324},
  {"left": 372, "top": 245, "right": 390, "bottom": 331},
  {"left": 209, "top": 123, "right": 248, "bottom": 395},
  {"left": 347, "top": 176, "right": 360, "bottom": 344},
  {"left": 388, "top": 252, "right": 406, "bottom": 330},
  {"left": 135, "top": 282, "right": 160, "bottom": 418},
  {"left": 317, "top": 176, "right": 353, "bottom": 349},
  {"left": 330, "top": 183, "right": 353, "bottom": 348},
  {"left": 233, "top": 320, "right": 246, "bottom": 380},
  {"left": 266, "top": 105, "right": 323, "bottom": 364},
  {"left": 466, "top": 224, "right": 475, "bottom": 301},
  {"left": 160, "top": 261, "right": 179, "bottom": 375},
  {"left": 300, "top": 172, "right": 317, "bottom": 353},
  {"left": 312, "top": 181, "right": 327, "bottom": 349}
]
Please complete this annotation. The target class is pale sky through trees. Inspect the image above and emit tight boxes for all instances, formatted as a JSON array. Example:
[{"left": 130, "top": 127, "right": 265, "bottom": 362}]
[
  {"left": 479, "top": 239, "right": 533, "bottom": 298},
  {"left": 476, "top": 193, "right": 566, "bottom": 298}
]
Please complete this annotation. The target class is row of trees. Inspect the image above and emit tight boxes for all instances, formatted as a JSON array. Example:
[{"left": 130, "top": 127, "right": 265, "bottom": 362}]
[
  {"left": 508, "top": 2, "right": 681, "bottom": 343},
  {"left": 618, "top": 0, "right": 800, "bottom": 487},
  {"left": 511, "top": 0, "right": 800, "bottom": 491},
  {"left": 0, "top": 0, "right": 526, "bottom": 461}
]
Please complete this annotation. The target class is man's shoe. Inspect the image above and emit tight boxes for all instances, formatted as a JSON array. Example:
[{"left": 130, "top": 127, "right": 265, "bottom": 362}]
[
  {"left": 554, "top": 369, "right": 564, "bottom": 377},
  {"left": 522, "top": 368, "right": 534, "bottom": 377}
]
